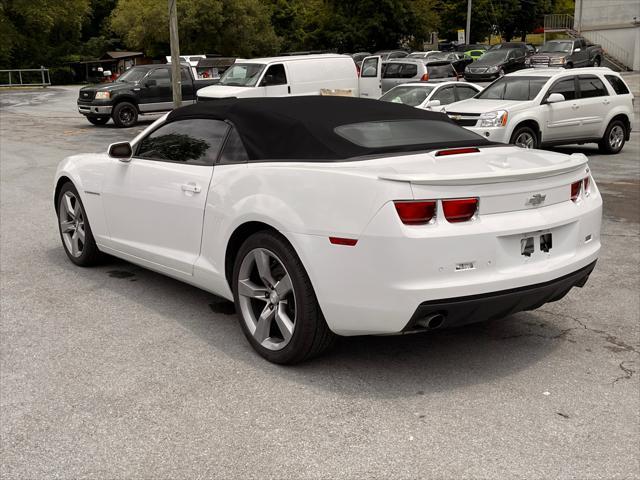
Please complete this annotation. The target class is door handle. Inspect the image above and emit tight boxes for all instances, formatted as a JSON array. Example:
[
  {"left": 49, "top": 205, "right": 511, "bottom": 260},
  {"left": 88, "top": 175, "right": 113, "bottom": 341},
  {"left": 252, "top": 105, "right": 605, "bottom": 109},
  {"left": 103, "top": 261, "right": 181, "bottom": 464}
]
[
  {"left": 571, "top": 104, "right": 579, "bottom": 110},
  {"left": 603, "top": 99, "right": 610, "bottom": 105},
  {"left": 181, "top": 183, "right": 201, "bottom": 193}
]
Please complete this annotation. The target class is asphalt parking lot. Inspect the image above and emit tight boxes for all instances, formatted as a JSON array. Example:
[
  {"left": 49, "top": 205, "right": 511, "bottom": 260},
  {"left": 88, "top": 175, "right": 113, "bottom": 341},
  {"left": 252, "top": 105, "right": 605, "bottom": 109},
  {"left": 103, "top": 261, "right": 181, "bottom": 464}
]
[{"left": 1, "top": 84, "right": 638, "bottom": 479}]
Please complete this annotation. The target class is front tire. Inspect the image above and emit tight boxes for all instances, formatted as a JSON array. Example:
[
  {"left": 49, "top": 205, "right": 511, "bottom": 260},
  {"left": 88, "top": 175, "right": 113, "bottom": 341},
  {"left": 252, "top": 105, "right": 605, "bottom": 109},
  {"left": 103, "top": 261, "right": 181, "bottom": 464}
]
[
  {"left": 57, "top": 182, "right": 102, "bottom": 266},
  {"left": 510, "top": 125, "right": 539, "bottom": 149},
  {"left": 112, "top": 102, "right": 138, "bottom": 128},
  {"left": 593, "top": 57, "right": 601, "bottom": 67},
  {"left": 599, "top": 119, "right": 626, "bottom": 154},
  {"left": 87, "top": 116, "right": 109, "bottom": 126},
  {"left": 232, "top": 231, "right": 335, "bottom": 364}
]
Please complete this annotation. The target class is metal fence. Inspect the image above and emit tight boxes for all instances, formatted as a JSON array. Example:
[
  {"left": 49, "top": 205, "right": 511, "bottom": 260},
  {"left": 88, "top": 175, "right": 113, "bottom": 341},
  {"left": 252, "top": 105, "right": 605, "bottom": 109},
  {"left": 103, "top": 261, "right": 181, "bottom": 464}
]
[
  {"left": 581, "top": 30, "right": 633, "bottom": 70},
  {"left": 544, "top": 14, "right": 575, "bottom": 33},
  {"left": 0, "top": 67, "right": 51, "bottom": 87}
]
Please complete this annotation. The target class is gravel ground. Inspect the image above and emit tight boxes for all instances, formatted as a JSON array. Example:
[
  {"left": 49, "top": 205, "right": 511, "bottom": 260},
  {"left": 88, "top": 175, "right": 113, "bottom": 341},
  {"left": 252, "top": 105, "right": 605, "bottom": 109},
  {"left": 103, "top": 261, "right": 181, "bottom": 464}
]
[{"left": 1, "top": 85, "right": 638, "bottom": 479}]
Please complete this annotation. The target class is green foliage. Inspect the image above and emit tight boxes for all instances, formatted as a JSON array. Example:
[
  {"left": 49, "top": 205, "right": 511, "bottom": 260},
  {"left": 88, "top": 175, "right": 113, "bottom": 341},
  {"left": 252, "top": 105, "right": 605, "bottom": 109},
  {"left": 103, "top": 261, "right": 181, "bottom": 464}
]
[
  {"left": 49, "top": 66, "right": 76, "bottom": 85},
  {"left": 110, "top": 0, "right": 280, "bottom": 57}
]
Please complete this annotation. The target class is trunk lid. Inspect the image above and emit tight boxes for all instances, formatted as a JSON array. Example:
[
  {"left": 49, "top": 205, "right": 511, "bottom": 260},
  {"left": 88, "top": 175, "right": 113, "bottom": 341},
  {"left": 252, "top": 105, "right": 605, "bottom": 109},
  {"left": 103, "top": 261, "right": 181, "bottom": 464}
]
[{"left": 377, "top": 146, "right": 589, "bottom": 214}]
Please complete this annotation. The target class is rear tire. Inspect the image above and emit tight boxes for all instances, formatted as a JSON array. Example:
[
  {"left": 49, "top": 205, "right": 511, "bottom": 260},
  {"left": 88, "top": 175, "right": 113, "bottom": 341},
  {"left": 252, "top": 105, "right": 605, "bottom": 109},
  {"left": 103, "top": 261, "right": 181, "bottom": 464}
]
[
  {"left": 56, "top": 182, "right": 103, "bottom": 266},
  {"left": 565, "top": 62, "right": 573, "bottom": 69},
  {"left": 510, "top": 125, "right": 539, "bottom": 149},
  {"left": 232, "top": 230, "right": 335, "bottom": 364},
  {"left": 598, "top": 119, "right": 626, "bottom": 154},
  {"left": 87, "top": 116, "right": 109, "bottom": 125},
  {"left": 112, "top": 102, "right": 138, "bottom": 128}
]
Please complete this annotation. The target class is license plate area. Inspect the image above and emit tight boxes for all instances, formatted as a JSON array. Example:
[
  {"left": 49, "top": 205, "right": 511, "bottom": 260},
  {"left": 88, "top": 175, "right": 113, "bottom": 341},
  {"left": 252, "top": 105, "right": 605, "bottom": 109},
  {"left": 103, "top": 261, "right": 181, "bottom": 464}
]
[{"left": 497, "top": 222, "right": 577, "bottom": 271}]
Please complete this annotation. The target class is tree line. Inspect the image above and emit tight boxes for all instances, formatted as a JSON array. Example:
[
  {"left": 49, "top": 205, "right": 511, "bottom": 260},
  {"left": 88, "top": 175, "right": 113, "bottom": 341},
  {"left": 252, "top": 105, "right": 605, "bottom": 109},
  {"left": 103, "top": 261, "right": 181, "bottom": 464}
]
[{"left": 0, "top": 0, "right": 573, "bottom": 71}]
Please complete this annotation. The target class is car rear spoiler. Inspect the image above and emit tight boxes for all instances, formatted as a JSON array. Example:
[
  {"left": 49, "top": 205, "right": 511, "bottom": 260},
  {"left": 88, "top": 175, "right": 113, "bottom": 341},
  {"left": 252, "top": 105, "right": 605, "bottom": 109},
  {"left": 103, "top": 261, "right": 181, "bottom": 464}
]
[{"left": 378, "top": 153, "right": 589, "bottom": 185}]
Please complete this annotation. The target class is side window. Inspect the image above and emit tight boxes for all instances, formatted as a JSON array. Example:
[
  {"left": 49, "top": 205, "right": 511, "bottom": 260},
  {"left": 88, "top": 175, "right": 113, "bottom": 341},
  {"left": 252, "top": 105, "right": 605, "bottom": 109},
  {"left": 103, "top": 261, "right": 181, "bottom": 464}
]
[
  {"left": 361, "top": 57, "right": 379, "bottom": 78},
  {"left": 432, "top": 86, "right": 456, "bottom": 105},
  {"left": 180, "top": 68, "right": 190, "bottom": 82},
  {"left": 400, "top": 63, "right": 417, "bottom": 78},
  {"left": 548, "top": 77, "right": 576, "bottom": 101},
  {"left": 262, "top": 64, "right": 287, "bottom": 86},
  {"left": 147, "top": 68, "right": 170, "bottom": 87},
  {"left": 382, "top": 63, "right": 402, "bottom": 78},
  {"left": 578, "top": 75, "right": 607, "bottom": 98},
  {"left": 456, "top": 85, "right": 478, "bottom": 101},
  {"left": 219, "top": 127, "right": 250, "bottom": 164},
  {"left": 605, "top": 75, "right": 630, "bottom": 95},
  {"left": 136, "top": 119, "right": 229, "bottom": 166}
]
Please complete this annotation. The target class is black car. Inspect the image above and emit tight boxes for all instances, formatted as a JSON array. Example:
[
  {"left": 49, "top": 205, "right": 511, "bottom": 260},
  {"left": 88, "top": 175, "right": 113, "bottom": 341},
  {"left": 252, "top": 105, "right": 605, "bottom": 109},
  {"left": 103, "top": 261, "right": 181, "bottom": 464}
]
[
  {"left": 463, "top": 48, "right": 526, "bottom": 81},
  {"left": 488, "top": 42, "right": 536, "bottom": 56},
  {"left": 77, "top": 64, "right": 218, "bottom": 127},
  {"left": 422, "top": 52, "right": 472, "bottom": 74}
]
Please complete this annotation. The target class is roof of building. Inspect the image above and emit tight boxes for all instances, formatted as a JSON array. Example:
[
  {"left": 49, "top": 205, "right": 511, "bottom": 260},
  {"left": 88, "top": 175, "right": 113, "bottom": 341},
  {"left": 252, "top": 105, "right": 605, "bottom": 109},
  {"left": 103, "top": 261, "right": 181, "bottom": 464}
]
[
  {"left": 166, "top": 96, "right": 490, "bottom": 161},
  {"left": 103, "top": 51, "right": 144, "bottom": 59}
]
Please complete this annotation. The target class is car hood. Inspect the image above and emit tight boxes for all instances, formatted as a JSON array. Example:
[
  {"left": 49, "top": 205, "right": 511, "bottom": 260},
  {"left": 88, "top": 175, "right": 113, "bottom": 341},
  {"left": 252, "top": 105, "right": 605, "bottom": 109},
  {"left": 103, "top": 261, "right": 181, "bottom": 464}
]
[
  {"left": 197, "top": 85, "right": 255, "bottom": 98},
  {"left": 445, "top": 98, "right": 532, "bottom": 114},
  {"left": 80, "top": 82, "right": 135, "bottom": 93}
]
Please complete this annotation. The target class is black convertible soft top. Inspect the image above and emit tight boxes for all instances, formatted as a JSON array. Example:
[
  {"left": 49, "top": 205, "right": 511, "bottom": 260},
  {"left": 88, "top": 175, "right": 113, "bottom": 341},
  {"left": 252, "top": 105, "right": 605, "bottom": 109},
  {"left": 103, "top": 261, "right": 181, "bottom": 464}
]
[{"left": 166, "top": 96, "right": 491, "bottom": 161}]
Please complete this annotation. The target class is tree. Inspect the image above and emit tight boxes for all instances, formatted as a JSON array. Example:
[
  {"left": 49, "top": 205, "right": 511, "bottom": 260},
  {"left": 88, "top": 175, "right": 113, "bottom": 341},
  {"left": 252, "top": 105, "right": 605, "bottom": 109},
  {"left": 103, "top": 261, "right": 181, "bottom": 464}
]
[
  {"left": 110, "top": 0, "right": 280, "bottom": 57},
  {"left": 0, "top": 0, "right": 91, "bottom": 67}
]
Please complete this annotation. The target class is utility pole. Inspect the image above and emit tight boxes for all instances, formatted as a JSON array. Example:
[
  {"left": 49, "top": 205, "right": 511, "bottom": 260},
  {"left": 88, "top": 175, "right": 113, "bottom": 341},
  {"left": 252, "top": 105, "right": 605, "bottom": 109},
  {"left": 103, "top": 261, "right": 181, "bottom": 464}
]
[
  {"left": 465, "top": 0, "right": 472, "bottom": 44},
  {"left": 168, "top": 0, "right": 182, "bottom": 108}
]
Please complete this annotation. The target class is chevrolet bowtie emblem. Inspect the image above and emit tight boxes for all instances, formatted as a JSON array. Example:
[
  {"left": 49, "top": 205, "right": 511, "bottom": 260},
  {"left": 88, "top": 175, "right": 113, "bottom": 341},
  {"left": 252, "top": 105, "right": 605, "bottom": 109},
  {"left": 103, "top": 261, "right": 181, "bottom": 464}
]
[{"left": 526, "top": 193, "right": 546, "bottom": 206}]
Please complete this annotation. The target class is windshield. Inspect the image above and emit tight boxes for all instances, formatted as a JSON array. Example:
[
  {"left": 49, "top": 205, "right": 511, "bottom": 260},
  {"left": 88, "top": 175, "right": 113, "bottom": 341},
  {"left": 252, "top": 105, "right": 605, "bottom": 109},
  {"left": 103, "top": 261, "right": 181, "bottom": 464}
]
[
  {"left": 477, "top": 76, "right": 549, "bottom": 100},
  {"left": 379, "top": 85, "right": 435, "bottom": 106},
  {"left": 478, "top": 51, "right": 509, "bottom": 62},
  {"left": 116, "top": 67, "right": 148, "bottom": 83},
  {"left": 541, "top": 41, "right": 572, "bottom": 53},
  {"left": 407, "top": 52, "right": 427, "bottom": 58},
  {"left": 218, "top": 63, "right": 265, "bottom": 87}
]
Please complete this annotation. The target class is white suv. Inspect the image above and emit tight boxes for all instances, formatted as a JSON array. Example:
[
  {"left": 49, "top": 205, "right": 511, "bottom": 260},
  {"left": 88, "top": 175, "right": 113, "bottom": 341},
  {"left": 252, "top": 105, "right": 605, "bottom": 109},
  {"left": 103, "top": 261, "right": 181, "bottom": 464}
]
[{"left": 445, "top": 68, "right": 634, "bottom": 154}]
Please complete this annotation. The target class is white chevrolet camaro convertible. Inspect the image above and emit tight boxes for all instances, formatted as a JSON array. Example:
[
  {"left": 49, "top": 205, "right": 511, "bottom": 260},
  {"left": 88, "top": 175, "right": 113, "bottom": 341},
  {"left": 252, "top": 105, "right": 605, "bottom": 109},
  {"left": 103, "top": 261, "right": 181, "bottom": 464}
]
[{"left": 54, "top": 97, "right": 602, "bottom": 363}]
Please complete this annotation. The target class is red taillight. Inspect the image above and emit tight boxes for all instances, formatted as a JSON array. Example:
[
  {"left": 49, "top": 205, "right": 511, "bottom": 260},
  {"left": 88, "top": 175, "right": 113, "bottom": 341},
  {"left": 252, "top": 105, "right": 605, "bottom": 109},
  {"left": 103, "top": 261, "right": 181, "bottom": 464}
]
[
  {"left": 420, "top": 73, "right": 429, "bottom": 81},
  {"left": 329, "top": 237, "right": 358, "bottom": 246},
  {"left": 435, "top": 147, "right": 480, "bottom": 157},
  {"left": 571, "top": 180, "right": 582, "bottom": 202},
  {"left": 394, "top": 200, "right": 436, "bottom": 225},
  {"left": 442, "top": 198, "right": 478, "bottom": 223},
  {"left": 356, "top": 64, "right": 361, "bottom": 77}
]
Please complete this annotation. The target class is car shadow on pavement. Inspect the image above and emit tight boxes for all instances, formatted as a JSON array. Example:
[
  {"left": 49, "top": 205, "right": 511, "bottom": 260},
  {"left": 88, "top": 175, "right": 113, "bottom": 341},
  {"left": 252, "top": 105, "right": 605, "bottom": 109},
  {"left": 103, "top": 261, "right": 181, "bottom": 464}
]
[{"left": 45, "top": 247, "right": 563, "bottom": 399}]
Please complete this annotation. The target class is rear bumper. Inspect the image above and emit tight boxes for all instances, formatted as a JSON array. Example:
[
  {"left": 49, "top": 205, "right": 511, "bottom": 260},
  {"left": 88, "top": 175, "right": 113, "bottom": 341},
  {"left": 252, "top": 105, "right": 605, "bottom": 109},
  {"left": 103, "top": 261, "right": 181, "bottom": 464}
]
[
  {"left": 404, "top": 260, "right": 596, "bottom": 331},
  {"left": 290, "top": 188, "right": 602, "bottom": 336}
]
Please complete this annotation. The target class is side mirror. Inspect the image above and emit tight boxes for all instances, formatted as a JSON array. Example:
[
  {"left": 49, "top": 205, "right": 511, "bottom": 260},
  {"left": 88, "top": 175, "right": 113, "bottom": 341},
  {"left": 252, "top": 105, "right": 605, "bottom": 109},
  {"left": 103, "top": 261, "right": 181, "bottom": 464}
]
[
  {"left": 103, "top": 70, "right": 112, "bottom": 77},
  {"left": 145, "top": 79, "right": 156, "bottom": 87},
  {"left": 108, "top": 142, "right": 133, "bottom": 161},
  {"left": 545, "top": 93, "right": 565, "bottom": 104},
  {"left": 574, "top": 47, "right": 581, "bottom": 53},
  {"left": 425, "top": 99, "right": 441, "bottom": 108},
  {"left": 261, "top": 74, "right": 275, "bottom": 87}
]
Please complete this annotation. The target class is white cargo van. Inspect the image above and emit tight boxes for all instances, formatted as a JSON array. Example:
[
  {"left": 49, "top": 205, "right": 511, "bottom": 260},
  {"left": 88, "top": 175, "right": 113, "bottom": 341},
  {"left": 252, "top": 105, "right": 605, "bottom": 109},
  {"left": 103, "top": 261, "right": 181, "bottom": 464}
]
[{"left": 196, "top": 54, "right": 382, "bottom": 100}]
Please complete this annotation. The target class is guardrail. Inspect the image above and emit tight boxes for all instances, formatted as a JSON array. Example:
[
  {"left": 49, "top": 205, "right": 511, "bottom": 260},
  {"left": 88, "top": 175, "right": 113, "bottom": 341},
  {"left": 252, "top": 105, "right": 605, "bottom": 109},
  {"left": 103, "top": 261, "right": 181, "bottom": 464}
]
[
  {"left": 0, "top": 67, "right": 51, "bottom": 87},
  {"left": 544, "top": 14, "right": 575, "bottom": 32}
]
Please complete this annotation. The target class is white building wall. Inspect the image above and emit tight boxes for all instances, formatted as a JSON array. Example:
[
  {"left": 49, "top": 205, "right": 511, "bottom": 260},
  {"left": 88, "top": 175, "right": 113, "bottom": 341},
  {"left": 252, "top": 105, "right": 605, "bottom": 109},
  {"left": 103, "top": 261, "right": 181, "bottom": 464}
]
[{"left": 575, "top": 0, "right": 640, "bottom": 70}]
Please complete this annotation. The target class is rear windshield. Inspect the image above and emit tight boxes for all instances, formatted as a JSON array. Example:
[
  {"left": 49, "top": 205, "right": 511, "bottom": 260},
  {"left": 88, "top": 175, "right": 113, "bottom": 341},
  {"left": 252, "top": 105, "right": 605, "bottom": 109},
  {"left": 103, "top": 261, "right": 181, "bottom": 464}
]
[
  {"left": 334, "top": 119, "right": 484, "bottom": 149},
  {"left": 477, "top": 76, "right": 549, "bottom": 100},
  {"left": 379, "top": 85, "right": 436, "bottom": 106}
]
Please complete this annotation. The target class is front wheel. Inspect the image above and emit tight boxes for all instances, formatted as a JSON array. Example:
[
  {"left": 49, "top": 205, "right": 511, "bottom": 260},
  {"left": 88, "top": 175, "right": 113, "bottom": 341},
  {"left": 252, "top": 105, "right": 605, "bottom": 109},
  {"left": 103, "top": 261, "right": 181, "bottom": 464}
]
[
  {"left": 593, "top": 57, "right": 601, "bottom": 67},
  {"left": 57, "top": 182, "right": 102, "bottom": 266},
  {"left": 510, "top": 126, "right": 539, "bottom": 149},
  {"left": 112, "top": 102, "right": 138, "bottom": 128},
  {"left": 232, "top": 231, "right": 335, "bottom": 364},
  {"left": 599, "top": 119, "right": 626, "bottom": 154}
]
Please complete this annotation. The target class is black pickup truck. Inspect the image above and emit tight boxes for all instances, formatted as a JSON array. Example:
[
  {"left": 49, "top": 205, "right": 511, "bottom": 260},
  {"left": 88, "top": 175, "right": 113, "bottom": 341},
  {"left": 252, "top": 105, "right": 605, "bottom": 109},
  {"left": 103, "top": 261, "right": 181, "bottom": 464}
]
[{"left": 77, "top": 64, "right": 218, "bottom": 127}]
